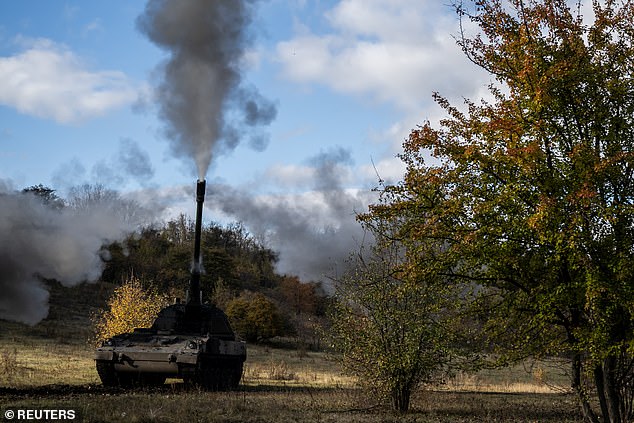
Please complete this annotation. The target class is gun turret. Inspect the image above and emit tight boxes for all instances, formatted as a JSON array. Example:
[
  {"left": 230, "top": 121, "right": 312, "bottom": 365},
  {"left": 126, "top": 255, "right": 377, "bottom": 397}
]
[{"left": 187, "top": 179, "right": 206, "bottom": 306}]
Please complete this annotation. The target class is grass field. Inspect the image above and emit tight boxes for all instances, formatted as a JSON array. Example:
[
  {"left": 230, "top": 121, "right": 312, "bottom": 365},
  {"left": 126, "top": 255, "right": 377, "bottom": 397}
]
[
  {"left": 0, "top": 282, "right": 583, "bottom": 422},
  {"left": 0, "top": 327, "right": 583, "bottom": 422}
]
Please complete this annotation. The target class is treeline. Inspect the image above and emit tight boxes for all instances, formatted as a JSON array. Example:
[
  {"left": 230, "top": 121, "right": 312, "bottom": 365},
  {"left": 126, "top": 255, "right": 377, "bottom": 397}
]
[
  {"left": 21, "top": 183, "right": 329, "bottom": 347},
  {"left": 100, "top": 215, "right": 329, "bottom": 346}
]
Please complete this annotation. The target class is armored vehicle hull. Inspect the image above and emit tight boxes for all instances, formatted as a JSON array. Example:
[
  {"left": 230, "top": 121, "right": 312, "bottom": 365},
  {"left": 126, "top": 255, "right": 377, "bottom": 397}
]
[{"left": 95, "top": 303, "right": 246, "bottom": 389}]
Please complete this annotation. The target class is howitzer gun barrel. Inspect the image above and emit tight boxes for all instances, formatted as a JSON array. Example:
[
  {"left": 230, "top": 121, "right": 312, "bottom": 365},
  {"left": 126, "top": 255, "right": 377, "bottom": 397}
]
[{"left": 188, "top": 179, "right": 206, "bottom": 306}]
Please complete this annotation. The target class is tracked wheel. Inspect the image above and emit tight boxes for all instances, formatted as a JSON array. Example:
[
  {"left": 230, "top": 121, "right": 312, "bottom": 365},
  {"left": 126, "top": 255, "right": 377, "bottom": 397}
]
[
  {"left": 97, "top": 361, "right": 165, "bottom": 387},
  {"left": 227, "top": 361, "right": 244, "bottom": 390},
  {"left": 96, "top": 361, "right": 119, "bottom": 387},
  {"left": 196, "top": 359, "right": 243, "bottom": 391}
]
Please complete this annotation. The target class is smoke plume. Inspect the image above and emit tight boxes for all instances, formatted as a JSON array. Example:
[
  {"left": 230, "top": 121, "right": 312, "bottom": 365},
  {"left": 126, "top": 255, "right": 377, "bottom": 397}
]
[
  {"left": 210, "top": 148, "right": 376, "bottom": 285},
  {"left": 137, "top": 0, "right": 276, "bottom": 179},
  {"left": 0, "top": 183, "right": 138, "bottom": 325},
  {"left": 52, "top": 138, "right": 155, "bottom": 190}
]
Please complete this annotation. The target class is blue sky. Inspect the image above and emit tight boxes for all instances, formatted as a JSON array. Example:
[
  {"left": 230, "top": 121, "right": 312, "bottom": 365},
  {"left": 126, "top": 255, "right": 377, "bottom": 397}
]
[
  {"left": 0, "top": 0, "right": 490, "bottom": 190},
  {"left": 0, "top": 0, "right": 494, "bottom": 281}
]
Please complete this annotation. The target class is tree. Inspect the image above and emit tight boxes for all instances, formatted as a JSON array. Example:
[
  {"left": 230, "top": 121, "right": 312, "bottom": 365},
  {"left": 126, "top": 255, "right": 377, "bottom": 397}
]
[
  {"left": 278, "top": 275, "right": 327, "bottom": 349},
  {"left": 225, "top": 292, "right": 287, "bottom": 343},
  {"left": 369, "top": 1, "right": 634, "bottom": 421},
  {"left": 279, "top": 275, "right": 319, "bottom": 315},
  {"left": 330, "top": 221, "right": 459, "bottom": 413},
  {"left": 22, "top": 184, "right": 64, "bottom": 210},
  {"left": 92, "top": 275, "right": 168, "bottom": 345},
  {"left": 99, "top": 217, "right": 278, "bottom": 298},
  {"left": 67, "top": 183, "right": 146, "bottom": 225}
]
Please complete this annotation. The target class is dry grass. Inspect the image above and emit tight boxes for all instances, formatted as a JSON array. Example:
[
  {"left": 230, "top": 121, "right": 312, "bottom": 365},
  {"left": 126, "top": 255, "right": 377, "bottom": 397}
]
[
  {"left": 0, "top": 333, "right": 582, "bottom": 422},
  {"left": 0, "top": 336, "right": 569, "bottom": 395},
  {"left": 0, "top": 385, "right": 581, "bottom": 423},
  {"left": 0, "top": 281, "right": 582, "bottom": 422},
  {"left": 0, "top": 335, "right": 355, "bottom": 390},
  {"left": 242, "top": 344, "right": 356, "bottom": 388},
  {"left": 0, "top": 333, "right": 99, "bottom": 387},
  {"left": 444, "top": 360, "right": 570, "bottom": 394}
]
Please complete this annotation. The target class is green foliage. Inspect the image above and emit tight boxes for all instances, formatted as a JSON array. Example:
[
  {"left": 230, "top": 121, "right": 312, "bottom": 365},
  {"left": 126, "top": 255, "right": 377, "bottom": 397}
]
[
  {"left": 367, "top": 1, "right": 634, "bottom": 421},
  {"left": 96, "top": 214, "right": 328, "bottom": 347},
  {"left": 226, "top": 292, "right": 287, "bottom": 343},
  {"left": 101, "top": 217, "right": 278, "bottom": 297},
  {"left": 330, "top": 221, "right": 459, "bottom": 412},
  {"left": 22, "top": 184, "right": 64, "bottom": 209}
]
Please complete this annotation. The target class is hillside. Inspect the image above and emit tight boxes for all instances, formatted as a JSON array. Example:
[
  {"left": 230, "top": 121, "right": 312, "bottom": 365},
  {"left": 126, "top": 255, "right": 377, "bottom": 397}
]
[{"left": 2, "top": 279, "right": 114, "bottom": 343}]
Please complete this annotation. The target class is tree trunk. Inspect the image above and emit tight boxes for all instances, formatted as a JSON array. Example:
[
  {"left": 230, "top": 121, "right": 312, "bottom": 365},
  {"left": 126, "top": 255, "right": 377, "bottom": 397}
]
[
  {"left": 603, "top": 357, "right": 622, "bottom": 423},
  {"left": 391, "top": 385, "right": 411, "bottom": 413},
  {"left": 595, "top": 364, "right": 611, "bottom": 422},
  {"left": 572, "top": 353, "right": 600, "bottom": 423},
  {"left": 594, "top": 358, "right": 625, "bottom": 423}
]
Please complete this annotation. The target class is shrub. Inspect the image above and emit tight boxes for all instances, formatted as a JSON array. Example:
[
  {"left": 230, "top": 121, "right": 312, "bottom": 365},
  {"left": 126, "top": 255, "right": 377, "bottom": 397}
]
[
  {"left": 92, "top": 275, "right": 168, "bottom": 345},
  {"left": 0, "top": 348, "right": 21, "bottom": 383},
  {"left": 226, "top": 293, "right": 286, "bottom": 343}
]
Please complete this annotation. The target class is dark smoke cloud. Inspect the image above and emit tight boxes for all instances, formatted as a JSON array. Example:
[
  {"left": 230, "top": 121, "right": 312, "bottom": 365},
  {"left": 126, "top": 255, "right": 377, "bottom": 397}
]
[
  {"left": 117, "top": 138, "right": 155, "bottom": 181},
  {"left": 93, "top": 138, "right": 155, "bottom": 187},
  {"left": 0, "top": 182, "right": 139, "bottom": 325},
  {"left": 309, "top": 147, "right": 354, "bottom": 193},
  {"left": 137, "top": 0, "right": 276, "bottom": 180},
  {"left": 209, "top": 148, "right": 376, "bottom": 286},
  {"left": 239, "top": 86, "right": 278, "bottom": 127}
]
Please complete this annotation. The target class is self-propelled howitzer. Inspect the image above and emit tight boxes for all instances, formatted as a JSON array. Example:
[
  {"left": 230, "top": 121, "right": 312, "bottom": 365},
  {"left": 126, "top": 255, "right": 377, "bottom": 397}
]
[{"left": 94, "top": 180, "right": 246, "bottom": 389}]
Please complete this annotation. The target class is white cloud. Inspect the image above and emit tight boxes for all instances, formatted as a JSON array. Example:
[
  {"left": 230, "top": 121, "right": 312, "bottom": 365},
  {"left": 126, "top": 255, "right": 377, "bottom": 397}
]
[
  {"left": 326, "top": 0, "right": 445, "bottom": 42},
  {"left": 0, "top": 38, "right": 138, "bottom": 123},
  {"left": 276, "top": 0, "right": 489, "bottom": 112},
  {"left": 274, "top": 0, "right": 492, "bottom": 183},
  {"left": 359, "top": 155, "right": 406, "bottom": 186},
  {"left": 264, "top": 163, "right": 319, "bottom": 188}
]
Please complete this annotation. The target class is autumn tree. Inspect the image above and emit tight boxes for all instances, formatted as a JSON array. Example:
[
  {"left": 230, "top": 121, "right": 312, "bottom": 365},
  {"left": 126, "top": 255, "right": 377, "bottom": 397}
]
[
  {"left": 278, "top": 275, "right": 327, "bottom": 349},
  {"left": 369, "top": 1, "right": 634, "bottom": 421},
  {"left": 92, "top": 275, "right": 168, "bottom": 345},
  {"left": 225, "top": 292, "right": 287, "bottom": 343},
  {"left": 279, "top": 275, "right": 319, "bottom": 315}
]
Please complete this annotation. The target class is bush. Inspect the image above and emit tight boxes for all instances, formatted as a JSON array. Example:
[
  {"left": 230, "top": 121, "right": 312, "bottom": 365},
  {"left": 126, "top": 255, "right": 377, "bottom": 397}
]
[
  {"left": 330, "top": 235, "right": 458, "bottom": 413},
  {"left": 92, "top": 275, "right": 168, "bottom": 345},
  {"left": 0, "top": 348, "right": 22, "bottom": 383},
  {"left": 226, "top": 293, "right": 286, "bottom": 343}
]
